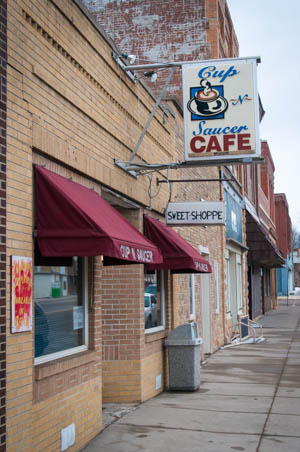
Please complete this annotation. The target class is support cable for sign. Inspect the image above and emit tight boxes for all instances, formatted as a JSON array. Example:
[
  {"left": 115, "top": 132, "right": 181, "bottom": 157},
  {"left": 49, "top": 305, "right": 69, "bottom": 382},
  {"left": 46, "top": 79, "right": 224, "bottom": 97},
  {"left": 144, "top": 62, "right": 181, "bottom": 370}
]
[
  {"left": 129, "top": 66, "right": 176, "bottom": 164},
  {"left": 166, "top": 168, "right": 173, "bottom": 206},
  {"left": 145, "top": 169, "right": 175, "bottom": 210},
  {"left": 146, "top": 173, "right": 162, "bottom": 210}
]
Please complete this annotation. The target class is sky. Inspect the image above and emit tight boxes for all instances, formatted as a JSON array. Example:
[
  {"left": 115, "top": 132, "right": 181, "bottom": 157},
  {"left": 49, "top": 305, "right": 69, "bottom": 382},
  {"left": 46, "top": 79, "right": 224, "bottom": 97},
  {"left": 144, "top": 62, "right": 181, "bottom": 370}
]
[{"left": 227, "top": 0, "right": 300, "bottom": 231}]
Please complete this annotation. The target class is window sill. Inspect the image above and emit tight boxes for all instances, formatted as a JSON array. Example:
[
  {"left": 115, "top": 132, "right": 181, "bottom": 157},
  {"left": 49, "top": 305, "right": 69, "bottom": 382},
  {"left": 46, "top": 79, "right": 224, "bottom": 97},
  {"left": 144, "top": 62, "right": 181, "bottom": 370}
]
[
  {"left": 35, "top": 350, "right": 97, "bottom": 381},
  {"left": 145, "top": 328, "right": 168, "bottom": 343}
]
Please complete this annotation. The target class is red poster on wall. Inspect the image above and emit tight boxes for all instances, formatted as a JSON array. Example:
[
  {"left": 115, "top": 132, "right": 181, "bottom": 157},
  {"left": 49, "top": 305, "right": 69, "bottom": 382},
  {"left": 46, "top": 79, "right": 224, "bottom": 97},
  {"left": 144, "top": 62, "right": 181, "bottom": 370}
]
[{"left": 11, "top": 256, "right": 33, "bottom": 333}]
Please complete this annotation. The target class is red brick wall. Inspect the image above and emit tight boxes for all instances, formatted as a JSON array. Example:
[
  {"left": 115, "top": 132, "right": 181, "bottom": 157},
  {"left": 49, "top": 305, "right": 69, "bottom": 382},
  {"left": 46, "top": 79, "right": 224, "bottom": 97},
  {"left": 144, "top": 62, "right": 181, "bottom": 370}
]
[
  {"left": 275, "top": 194, "right": 292, "bottom": 258},
  {"left": 82, "top": 0, "right": 239, "bottom": 104},
  {"left": 83, "top": 0, "right": 210, "bottom": 104},
  {"left": 260, "top": 141, "right": 276, "bottom": 225},
  {"left": 0, "top": 0, "right": 6, "bottom": 448}
]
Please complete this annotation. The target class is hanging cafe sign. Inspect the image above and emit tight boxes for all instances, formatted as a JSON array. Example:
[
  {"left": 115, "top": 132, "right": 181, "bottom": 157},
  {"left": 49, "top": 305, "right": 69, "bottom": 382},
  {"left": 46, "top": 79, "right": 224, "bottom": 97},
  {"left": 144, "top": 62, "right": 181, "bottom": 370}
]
[{"left": 182, "top": 57, "right": 260, "bottom": 163}]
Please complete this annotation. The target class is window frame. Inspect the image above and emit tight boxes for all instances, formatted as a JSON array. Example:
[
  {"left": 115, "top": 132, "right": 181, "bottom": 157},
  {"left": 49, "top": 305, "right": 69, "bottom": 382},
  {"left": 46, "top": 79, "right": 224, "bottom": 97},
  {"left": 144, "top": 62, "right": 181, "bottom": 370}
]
[
  {"left": 34, "top": 256, "right": 89, "bottom": 366},
  {"left": 145, "top": 269, "right": 166, "bottom": 334}
]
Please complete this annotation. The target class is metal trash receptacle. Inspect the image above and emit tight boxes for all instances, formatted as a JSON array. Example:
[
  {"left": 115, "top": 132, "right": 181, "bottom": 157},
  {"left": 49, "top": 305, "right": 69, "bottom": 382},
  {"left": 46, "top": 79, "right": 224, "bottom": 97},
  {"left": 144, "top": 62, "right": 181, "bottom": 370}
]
[{"left": 165, "top": 322, "right": 202, "bottom": 391}]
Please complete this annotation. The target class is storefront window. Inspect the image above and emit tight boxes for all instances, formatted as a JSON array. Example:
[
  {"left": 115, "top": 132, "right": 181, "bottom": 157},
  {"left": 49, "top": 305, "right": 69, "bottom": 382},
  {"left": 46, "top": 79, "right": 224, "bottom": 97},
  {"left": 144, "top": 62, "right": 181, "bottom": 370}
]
[
  {"left": 144, "top": 270, "right": 165, "bottom": 331},
  {"left": 34, "top": 257, "right": 88, "bottom": 362}
]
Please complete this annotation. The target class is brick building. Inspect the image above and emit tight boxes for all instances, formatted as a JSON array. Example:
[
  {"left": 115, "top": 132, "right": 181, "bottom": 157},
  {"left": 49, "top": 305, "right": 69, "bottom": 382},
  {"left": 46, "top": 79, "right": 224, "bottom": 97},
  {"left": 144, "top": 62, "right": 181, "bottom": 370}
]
[
  {"left": 275, "top": 193, "right": 292, "bottom": 260},
  {"left": 244, "top": 141, "right": 285, "bottom": 318},
  {"left": 4, "top": 1, "right": 291, "bottom": 450},
  {"left": 4, "top": 0, "right": 230, "bottom": 449},
  {"left": 79, "top": 0, "right": 243, "bottom": 403},
  {"left": 82, "top": 0, "right": 250, "bottom": 348},
  {"left": 83, "top": 0, "right": 238, "bottom": 103},
  {"left": 275, "top": 193, "right": 293, "bottom": 295}
]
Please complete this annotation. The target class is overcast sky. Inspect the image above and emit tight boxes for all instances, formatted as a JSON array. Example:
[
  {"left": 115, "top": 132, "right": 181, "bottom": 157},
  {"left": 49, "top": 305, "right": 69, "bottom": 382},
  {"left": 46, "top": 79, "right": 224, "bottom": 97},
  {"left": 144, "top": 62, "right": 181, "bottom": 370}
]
[{"left": 227, "top": 0, "right": 300, "bottom": 231}]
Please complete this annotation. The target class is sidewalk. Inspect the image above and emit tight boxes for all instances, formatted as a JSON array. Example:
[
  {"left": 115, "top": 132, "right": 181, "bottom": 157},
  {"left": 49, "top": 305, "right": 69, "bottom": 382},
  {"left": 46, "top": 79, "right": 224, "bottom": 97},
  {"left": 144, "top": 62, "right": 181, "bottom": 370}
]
[{"left": 81, "top": 298, "right": 300, "bottom": 452}]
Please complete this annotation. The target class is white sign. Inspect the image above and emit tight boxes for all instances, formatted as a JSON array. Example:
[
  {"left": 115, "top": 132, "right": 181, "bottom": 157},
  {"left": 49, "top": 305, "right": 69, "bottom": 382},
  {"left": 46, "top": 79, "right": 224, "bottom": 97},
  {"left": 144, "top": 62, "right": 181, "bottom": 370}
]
[
  {"left": 73, "top": 306, "right": 84, "bottom": 330},
  {"left": 182, "top": 57, "right": 260, "bottom": 162},
  {"left": 166, "top": 202, "right": 225, "bottom": 225}
]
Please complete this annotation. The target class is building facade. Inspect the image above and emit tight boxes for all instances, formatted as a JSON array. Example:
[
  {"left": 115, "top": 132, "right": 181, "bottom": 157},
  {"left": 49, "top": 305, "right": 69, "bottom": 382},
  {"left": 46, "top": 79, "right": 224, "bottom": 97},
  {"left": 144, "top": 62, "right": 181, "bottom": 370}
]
[
  {"left": 4, "top": 1, "right": 293, "bottom": 451},
  {"left": 82, "top": 0, "right": 250, "bottom": 345},
  {"left": 4, "top": 0, "right": 229, "bottom": 449},
  {"left": 275, "top": 193, "right": 293, "bottom": 295},
  {"left": 83, "top": 0, "right": 238, "bottom": 104},
  {"left": 244, "top": 141, "right": 285, "bottom": 319}
]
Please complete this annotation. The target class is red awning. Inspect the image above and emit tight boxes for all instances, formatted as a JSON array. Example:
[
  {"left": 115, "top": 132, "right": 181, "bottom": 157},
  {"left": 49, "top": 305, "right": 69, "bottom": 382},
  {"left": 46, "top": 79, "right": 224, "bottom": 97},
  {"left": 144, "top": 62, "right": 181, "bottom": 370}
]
[
  {"left": 143, "top": 214, "right": 212, "bottom": 273},
  {"left": 35, "top": 165, "right": 163, "bottom": 264}
]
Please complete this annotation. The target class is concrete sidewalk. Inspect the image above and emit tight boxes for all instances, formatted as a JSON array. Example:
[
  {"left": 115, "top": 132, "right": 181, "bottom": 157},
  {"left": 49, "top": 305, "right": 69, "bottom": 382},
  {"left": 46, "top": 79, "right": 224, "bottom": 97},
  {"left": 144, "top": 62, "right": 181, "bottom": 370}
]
[{"left": 81, "top": 298, "right": 300, "bottom": 452}]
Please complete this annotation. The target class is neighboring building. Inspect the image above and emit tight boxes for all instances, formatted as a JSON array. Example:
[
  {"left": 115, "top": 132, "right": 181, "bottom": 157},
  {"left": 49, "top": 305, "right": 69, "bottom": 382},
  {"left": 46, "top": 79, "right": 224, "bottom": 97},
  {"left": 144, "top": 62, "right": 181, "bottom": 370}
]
[
  {"left": 275, "top": 193, "right": 293, "bottom": 295},
  {"left": 244, "top": 141, "right": 285, "bottom": 318}
]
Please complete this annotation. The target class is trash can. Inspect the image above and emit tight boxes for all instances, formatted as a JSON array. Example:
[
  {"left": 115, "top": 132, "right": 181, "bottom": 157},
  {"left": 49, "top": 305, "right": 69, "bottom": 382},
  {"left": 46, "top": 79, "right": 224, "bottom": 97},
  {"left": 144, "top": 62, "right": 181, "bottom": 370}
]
[{"left": 165, "top": 322, "right": 202, "bottom": 391}]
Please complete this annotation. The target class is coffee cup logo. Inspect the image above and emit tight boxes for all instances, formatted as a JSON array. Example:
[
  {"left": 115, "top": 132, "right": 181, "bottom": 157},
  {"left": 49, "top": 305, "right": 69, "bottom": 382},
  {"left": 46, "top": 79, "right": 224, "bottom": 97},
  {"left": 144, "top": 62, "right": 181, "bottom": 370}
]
[{"left": 187, "top": 78, "right": 228, "bottom": 119}]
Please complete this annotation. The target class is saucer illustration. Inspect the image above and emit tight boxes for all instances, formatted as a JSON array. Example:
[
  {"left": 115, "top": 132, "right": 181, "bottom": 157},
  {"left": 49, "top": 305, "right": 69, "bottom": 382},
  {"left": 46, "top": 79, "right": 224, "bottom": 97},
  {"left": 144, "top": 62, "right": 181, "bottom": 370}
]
[
  {"left": 187, "top": 96, "right": 228, "bottom": 117},
  {"left": 187, "top": 79, "right": 228, "bottom": 118}
]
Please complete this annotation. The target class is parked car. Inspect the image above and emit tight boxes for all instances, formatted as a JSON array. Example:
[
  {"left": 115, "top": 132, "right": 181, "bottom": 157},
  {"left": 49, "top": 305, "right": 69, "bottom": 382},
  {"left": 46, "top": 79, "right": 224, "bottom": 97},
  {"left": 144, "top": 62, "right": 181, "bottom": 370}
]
[
  {"left": 144, "top": 293, "right": 157, "bottom": 329},
  {"left": 35, "top": 303, "right": 49, "bottom": 357},
  {"left": 145, "top": 283, "right": 157, "bottom": 296}
]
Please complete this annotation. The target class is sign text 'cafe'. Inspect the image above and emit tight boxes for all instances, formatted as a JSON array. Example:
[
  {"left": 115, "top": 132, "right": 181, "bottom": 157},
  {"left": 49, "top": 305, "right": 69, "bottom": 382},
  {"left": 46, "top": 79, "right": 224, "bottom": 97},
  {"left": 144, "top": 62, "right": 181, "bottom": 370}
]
[{"left": 182, "top": 57, "right": 260, "bottom": 162}]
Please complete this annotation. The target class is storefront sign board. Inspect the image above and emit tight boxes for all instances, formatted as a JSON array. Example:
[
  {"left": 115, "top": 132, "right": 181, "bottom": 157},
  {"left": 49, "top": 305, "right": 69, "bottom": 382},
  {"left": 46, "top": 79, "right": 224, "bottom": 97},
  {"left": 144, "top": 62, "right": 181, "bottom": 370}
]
[
  {"left": 183, "top": 57, "right": 260, "bottom": 162},
  {"left": 166, "top": 202, "right": 225, "bottom": 225}
]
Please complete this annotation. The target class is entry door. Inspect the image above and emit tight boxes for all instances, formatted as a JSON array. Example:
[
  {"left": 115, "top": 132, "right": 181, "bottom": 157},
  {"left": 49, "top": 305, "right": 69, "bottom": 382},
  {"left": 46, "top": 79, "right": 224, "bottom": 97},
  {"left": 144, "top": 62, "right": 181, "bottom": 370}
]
[{"left": 201, "top": 273, "right": 211, "bottom": 354}]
